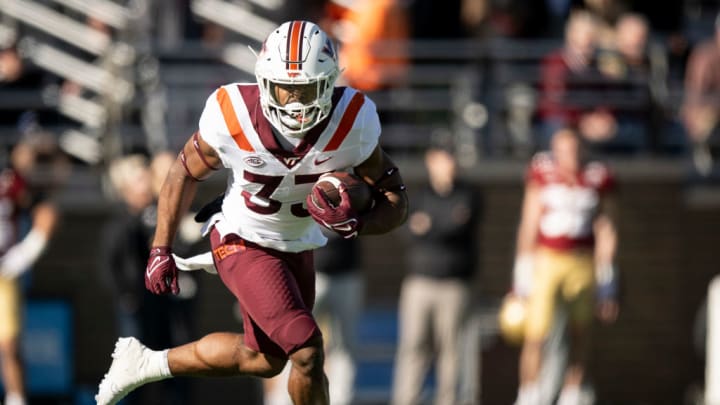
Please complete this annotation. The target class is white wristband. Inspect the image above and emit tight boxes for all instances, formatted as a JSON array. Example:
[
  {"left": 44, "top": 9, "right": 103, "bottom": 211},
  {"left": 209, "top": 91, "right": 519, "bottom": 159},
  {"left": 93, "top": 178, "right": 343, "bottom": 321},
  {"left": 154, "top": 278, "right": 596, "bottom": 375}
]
[{"left": 513, "top": 254, "right": 534, "bottom": 297}]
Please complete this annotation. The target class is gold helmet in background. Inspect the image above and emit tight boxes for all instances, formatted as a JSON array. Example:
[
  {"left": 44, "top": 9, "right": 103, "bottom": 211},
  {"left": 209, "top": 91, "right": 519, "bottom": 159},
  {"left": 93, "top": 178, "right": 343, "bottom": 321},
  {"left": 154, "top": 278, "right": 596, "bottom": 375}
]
[{"left": 498, "top": 293, "right": 527, "bottom": 346}]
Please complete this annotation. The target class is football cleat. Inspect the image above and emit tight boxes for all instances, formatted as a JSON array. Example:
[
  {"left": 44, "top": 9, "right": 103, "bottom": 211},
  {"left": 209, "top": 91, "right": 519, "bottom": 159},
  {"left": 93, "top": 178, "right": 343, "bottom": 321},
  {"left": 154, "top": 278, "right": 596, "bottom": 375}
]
[{"left": 95, "top": 337, "right": 165, "bottom": 405}]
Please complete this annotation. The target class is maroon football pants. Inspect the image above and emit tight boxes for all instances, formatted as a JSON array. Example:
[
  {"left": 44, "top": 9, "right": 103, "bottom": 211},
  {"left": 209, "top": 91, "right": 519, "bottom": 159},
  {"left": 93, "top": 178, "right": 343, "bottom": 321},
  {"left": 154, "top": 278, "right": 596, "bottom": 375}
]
[{"left": 210, "top": 228, "right": 320, "bottom": 358}]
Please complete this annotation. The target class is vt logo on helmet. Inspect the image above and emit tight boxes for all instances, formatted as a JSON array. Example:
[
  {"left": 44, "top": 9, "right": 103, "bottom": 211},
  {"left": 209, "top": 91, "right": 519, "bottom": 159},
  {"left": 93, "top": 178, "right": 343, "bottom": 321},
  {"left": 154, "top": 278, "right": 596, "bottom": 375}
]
[{"left": 255, "top": 21, "right": 340, "bottom": 138}]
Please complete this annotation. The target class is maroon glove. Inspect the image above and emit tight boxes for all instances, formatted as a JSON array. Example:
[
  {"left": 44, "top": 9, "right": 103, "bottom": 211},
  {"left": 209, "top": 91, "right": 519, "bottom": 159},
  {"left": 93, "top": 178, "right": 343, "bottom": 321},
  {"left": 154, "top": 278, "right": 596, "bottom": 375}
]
[
  {"left": 144, "top": 246, "right": 179, "bottom": 295},
  {"left": 306, "top": 185, "right": 363, "bottom": 239}
]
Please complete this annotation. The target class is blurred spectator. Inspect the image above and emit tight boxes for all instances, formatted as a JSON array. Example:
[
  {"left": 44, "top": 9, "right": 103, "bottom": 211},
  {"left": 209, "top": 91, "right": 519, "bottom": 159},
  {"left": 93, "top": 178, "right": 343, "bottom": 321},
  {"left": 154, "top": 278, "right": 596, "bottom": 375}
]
[
  {"left": 594, "top": 13, "right": 665, "bottom": 152},
  {"left": 536, "top": 10, "right": 618, "bottom": 150},
  {"left": 324, "top": 0, "right": 409, "bottom": 92},
  {"left": 100, "top": 153, "right": 199, "bottom": 405},
  {"left": 264, "top": 230, "right": 363, "bottom": 405},
  {"left": 580, "top": 0, "right": 629, "bottom": 48},
  {"left": 512, "top": 128, "right": 619, "bottom": 405},
  {"left": 682, "top": 12, "right": 720, "bottom": 177},
  {"left": 0, "top": 136, "right": 61, "bottom": 405},
  {"left": 391, "top": 145, "right": 481, "bottom": 405}
]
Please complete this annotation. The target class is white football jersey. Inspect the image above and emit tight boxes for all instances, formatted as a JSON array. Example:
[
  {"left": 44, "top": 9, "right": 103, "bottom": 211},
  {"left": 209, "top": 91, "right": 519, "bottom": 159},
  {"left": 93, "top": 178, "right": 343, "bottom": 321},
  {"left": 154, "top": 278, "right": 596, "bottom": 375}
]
[{"left": 198, "top": 83, "right": 380, "bottom": 252}]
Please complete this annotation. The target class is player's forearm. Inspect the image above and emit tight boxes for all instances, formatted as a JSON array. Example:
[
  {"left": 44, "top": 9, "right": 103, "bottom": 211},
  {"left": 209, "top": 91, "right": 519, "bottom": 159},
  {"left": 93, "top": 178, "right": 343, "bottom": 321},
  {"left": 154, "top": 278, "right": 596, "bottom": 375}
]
[
  {"left": 360, "top": 190, "right": 408, "bottom": 235},
  {"left": 515, "top": 221, "right": 537, "bottom": 256},
  {"left": 152, "top": 163, "right": 199, "bottom": 247},
  {"left": 515, "top": 183, "right": 541, "bottom": 256},
  {"left": 594, "top": 218, "right": 617, "bottom": 265}
]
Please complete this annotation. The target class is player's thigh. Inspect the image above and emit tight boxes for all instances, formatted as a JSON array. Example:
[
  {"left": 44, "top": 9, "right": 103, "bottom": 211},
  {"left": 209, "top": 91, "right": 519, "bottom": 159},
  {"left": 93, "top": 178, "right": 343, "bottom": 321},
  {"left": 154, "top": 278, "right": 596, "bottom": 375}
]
[
  {"left": 0, "top": 278, "right": 20, "bottom": 343},
  {"left": 525, "top": 250, "right": 564, "bottom": 340},
  {"left": 211, "top": 231, "right": 319, "bottom": 355},
  {"left": 562, "top": 251, "right": 595, "bottom": 327}
]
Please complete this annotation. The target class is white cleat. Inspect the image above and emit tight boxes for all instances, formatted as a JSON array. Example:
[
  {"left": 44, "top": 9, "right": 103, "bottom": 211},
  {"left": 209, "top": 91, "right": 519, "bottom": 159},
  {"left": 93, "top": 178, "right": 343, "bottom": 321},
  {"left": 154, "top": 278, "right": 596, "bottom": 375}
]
[{"left": 95, "top": 337, "right": 160, "bottom": 405}]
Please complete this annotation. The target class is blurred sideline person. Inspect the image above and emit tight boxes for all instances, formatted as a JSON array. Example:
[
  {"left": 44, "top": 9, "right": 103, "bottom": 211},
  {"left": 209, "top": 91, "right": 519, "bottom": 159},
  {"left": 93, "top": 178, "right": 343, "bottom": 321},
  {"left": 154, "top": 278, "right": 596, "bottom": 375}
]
[
  {"left": 100, "top": 153, "right": 200, "bottom": 405},
  {"left": 96, "top": 20, "right": 408, "bottom": 405},
  {"left": 512, "top": 128, "right": 619, "bottom": 405},
  {"left": 391, "top": 145, "right": 481, "bottom": 405},
  {"left": 0, "top": 139, "right": 59, "bottom": 405},
  {"left": 264, "top": 230, "right": 363, "bottom": 405}
]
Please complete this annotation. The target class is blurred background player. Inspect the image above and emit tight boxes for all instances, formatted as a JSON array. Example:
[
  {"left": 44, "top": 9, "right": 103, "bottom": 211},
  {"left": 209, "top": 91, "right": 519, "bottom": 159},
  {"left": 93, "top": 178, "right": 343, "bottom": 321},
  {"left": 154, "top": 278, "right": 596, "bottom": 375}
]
[
  {"left": 264, "top": 229, "right": 363, "bottom": 405},
  {"left": 512, "top": 127, "right": 619, "bottom": 405},
  {"left": 0, "top": 135, "right": 60, "bottom": 405},
  {"left": 391, "top": 143, "right": 481, "bottom": 405}
]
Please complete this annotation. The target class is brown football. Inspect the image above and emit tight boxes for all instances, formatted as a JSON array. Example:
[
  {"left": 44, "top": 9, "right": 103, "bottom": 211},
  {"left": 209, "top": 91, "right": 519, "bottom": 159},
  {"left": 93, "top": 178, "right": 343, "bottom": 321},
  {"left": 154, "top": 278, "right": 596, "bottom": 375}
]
[{"left": 311, "top": 171, "right": 373, "bottom": 213}]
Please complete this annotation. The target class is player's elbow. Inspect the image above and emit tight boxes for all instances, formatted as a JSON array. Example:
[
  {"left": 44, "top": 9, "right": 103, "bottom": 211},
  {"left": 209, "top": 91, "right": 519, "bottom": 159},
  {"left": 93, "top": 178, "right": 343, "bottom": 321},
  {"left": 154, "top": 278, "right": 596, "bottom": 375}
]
[{"left": 385, "top": 190, "right": 409, "bottom": 230}]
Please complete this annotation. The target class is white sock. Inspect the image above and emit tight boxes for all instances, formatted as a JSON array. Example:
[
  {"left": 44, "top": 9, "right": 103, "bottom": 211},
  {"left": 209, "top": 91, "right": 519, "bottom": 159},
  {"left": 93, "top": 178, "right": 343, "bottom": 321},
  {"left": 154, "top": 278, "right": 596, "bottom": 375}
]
[
  {"left": 5, "top": 392, "right": 26, "bottom": 405},
  {"left": 147, "top": 348, "right": 173, "bottom": 379},
  {"left": 559, "top": 384, "right": 595, "bottom": 405},
  {"left": 516, "top": 383, "right": 540, "bottom": 405}
]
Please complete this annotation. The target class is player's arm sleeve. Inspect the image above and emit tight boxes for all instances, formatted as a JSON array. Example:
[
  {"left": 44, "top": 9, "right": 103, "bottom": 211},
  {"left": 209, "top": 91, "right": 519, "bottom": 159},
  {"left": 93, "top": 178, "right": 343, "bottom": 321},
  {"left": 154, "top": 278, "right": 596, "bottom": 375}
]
[
  {"left": 354, "top": 97, "right": 382, "bottom": 167},
  {"left": 198, "top": 88, "right": 230, "bottom": 168},
  {"left": 152, "top": 90, "right": 225, "bottom": 247}
]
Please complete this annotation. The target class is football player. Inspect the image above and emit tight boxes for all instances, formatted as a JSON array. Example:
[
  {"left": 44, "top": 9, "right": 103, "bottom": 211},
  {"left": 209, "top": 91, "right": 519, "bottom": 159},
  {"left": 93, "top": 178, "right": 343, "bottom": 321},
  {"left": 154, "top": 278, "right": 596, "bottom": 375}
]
[
  {"left": 512, "top": 128, "right": 618, "bottom": 405},
  {"left": 96, "top": 20, "right": 408, "bottom": 405},
  {"left": 0, "top": 140, "right": 58, "bottom": 405}
]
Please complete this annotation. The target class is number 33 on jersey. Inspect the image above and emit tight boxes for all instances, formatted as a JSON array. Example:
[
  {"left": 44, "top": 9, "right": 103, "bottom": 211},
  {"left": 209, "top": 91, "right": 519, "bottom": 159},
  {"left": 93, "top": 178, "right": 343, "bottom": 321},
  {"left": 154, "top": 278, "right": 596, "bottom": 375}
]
[{"left": 197, "top": 83, "right": 380, "bottom": 252}]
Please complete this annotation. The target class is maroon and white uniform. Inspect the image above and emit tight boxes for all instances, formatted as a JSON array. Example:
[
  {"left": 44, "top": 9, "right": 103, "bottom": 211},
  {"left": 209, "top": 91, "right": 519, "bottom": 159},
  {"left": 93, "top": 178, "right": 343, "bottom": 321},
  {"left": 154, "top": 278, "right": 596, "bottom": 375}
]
[
  {"left": 527, "top": 152, "right": 615, "bottom": 251},
  {"left": 197, "top": 83, "right": 380, "bottom": 357},
  {"left": 199, "top": 84, "right": 380, "bottom": 252}
]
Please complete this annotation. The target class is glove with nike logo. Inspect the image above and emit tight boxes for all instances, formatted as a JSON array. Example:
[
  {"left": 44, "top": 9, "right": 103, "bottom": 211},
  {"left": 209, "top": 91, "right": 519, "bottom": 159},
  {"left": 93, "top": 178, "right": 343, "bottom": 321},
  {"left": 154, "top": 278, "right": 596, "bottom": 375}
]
[
  {"left": 306, "top": 184, "right": 363, "bottom": 239},
  {"left": 145, "top": 246, "right": 179, "bottom": 295}
]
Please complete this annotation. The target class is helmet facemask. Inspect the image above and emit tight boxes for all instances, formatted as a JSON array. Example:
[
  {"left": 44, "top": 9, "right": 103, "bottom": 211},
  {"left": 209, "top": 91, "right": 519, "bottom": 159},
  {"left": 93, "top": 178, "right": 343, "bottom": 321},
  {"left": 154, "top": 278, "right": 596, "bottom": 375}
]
[{"left": 257, "top": 72, "right": 336, "bottom": 138}]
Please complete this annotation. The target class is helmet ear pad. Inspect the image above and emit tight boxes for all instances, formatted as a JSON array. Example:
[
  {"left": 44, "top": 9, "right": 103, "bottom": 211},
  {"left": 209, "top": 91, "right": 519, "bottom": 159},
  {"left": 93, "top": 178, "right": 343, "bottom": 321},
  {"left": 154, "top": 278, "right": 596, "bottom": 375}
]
[{"left": 255, "top": 21, "right": 340, "bottom": 138}]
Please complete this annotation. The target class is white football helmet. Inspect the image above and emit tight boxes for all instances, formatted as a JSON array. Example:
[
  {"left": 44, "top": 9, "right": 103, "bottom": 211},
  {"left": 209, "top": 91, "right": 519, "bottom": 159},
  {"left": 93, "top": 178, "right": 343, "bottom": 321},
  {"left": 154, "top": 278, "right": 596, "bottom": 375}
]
[{"left": 255, "top": 21, "right": 340, "bottom": 138}]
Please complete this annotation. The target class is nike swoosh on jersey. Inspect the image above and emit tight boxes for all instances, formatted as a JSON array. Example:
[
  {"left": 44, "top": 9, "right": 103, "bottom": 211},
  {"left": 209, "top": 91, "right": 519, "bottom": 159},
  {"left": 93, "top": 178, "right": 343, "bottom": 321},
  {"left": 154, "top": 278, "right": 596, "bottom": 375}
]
[
  {"left": 146, "top": 256, "right": 169, "bottom": 279},
  {"left": 314, "top": 156, "right": 333, "bottom": 165}
]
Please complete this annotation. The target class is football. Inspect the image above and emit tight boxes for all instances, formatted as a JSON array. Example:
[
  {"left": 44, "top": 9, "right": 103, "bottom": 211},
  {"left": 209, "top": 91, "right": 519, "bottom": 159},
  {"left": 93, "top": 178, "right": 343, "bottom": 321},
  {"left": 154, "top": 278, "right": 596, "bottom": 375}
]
[{"left": 311, "top": 171, "right": 373, "bottom": 213}]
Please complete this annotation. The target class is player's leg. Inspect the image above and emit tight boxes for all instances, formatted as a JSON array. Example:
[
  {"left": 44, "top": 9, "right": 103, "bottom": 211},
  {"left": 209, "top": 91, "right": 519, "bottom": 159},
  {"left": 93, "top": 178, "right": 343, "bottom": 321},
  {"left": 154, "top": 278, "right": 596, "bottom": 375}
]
[
  {"left": 96, "top": 332, "right": 287, "bottom": 405},
  {"left": 287, "top": 335, "right": 328, "bottom": 404},
  {"left": 517, "top": 249, "right": 562, "bottom": 405},
  {"left": 432, "top": 278, "right": 470, "bottom": 405},
  {"left": 0, "top": 338, "right": 25, "bottom": 405},
  {"left": 168, "top": 332, "right": 287, "bottom": 377},
  {"left": 215, "top": 232, "right": 328, "bottom": 405},
  {"left": 537, "top": 307, "right": 569, "bottom": 404},
  {"left": 556, "top": 251, "right": 595, "bottom": 405},
  {"left": 0, "top": 278, "right": 26, "bottom": 405},
  {"left": 391, "top": 275, "right": 434, "bottom": 405}
]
